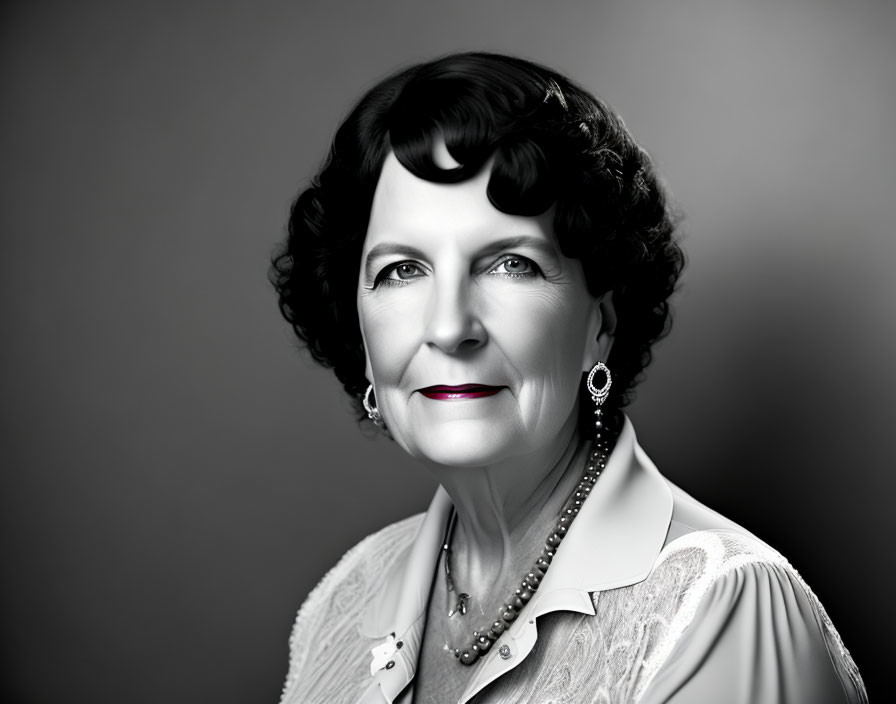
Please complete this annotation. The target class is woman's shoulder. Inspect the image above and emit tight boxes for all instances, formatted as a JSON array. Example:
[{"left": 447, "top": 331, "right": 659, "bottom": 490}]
[
  {"left": 657, "top": 481, "right": 816, "bottom": 609},
  {"left": 293, "top": 512, "right": 424, "bottom": 619},
  {"left": 611, "top": 475, "right": 868, "bottom": 702},
  {"left": 280, "top": 513, "right": 424, "bottom": 698},
  {"left": 640, "top": 528, "right": 867, "bottom": 703}
]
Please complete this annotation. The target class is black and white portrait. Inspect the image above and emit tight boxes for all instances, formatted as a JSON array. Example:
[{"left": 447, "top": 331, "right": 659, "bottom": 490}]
[{"left": 2, "top": 2, "right": 891, "bottom": 702}]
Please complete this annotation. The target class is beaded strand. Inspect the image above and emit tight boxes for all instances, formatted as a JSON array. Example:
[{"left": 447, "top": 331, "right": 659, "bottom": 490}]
[{"left": 446, "top": 408, "right": 616, "bottom": 666}]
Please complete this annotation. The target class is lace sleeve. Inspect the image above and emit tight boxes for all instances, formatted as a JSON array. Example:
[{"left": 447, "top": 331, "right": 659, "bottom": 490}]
[
  {"left": 279, "top": 516, "right": 422, "bottom": 703},
  {"left": 640, "top": 532, "right": 867, "bottom": 704}
]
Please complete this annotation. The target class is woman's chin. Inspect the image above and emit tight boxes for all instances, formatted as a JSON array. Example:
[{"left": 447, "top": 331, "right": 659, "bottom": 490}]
[{"left": 399, "top": 417, "right": 524, "bottom": 468}]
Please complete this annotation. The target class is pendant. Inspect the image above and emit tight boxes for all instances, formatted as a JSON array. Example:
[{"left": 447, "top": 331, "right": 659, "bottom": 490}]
[{"left": 448, "top": 592, "right": 470, "bottom": 618}]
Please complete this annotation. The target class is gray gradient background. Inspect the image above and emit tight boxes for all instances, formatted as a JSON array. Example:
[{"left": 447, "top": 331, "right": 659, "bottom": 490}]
[{"left": 2, "top": 1, "right": 893, "bottom": 702}]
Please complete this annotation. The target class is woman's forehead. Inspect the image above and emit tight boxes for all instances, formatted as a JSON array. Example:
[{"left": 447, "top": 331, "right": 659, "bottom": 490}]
[{"left": 365, "top": 151, "right": 554, "bottom": 251}]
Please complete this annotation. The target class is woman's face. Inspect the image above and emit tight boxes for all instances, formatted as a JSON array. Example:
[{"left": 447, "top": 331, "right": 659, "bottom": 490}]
[{"left": 357, "top": 148, "right": 612, "bottom": 467}]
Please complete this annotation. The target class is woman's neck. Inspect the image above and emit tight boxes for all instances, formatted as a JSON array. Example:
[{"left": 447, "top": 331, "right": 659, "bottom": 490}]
[{"left": 424, "top": 411, "right": 590, "bottom": 599}]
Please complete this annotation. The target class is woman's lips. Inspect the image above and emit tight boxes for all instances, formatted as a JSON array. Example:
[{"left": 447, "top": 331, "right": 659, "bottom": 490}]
[{"left": 418, "top": 384, "right": 504, "bottom": 400}]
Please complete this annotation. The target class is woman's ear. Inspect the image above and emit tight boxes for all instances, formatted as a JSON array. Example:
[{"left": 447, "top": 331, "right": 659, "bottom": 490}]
[
  {"left": 359, "top": 322, "right": 374, "bottom": 384},
  {"left": 582, "top": 291, "right": 616, "bottom": 372},
  {"left": 598, "top": 291, "right": 617, "bottom": 353},
  {"left": 364, "top": 354, "right": 373, "bottom": 386}
]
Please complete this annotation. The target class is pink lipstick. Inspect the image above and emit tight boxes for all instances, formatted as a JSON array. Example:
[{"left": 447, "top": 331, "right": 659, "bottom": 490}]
[{"left": 418, "top": 384, "right": 504, "bottom": 400}]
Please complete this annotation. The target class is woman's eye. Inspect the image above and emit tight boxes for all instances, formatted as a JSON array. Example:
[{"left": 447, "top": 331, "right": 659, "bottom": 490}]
[
  {"left": 489, "top": 256, "right": 538, "bottom": 277},
  {"left": 376, "top": 262, "right": 425, "bottom": 286}
]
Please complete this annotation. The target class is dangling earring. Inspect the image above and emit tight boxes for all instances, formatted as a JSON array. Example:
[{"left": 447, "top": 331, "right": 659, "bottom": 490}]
[
  {"left": 586, "top": 361, "right": 612, "bottom": 434},
  {"left": 363, "top": 384, "right": 385, "bottom": 429}
]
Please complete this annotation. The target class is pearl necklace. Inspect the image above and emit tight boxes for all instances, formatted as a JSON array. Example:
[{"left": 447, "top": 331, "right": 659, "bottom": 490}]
[{"left": 441, "top": 409, "right": 617, "bottom": 666}]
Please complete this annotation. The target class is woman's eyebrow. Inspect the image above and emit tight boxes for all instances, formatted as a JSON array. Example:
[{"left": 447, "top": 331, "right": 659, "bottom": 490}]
[
  {"left": 364, "top": 243, "right": 427, "bottom": 279},
  {"left": 476, "top": 235, "right": 558, "bottom": 259}
]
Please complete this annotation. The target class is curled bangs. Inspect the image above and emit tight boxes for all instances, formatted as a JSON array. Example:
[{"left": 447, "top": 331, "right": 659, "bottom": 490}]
[{"left": 386, "top": 60, "right": 593, "bottom": 221}]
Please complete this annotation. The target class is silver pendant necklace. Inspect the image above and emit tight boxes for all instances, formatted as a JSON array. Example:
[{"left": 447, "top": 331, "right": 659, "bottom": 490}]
[{"left": 442, "top": 511, "right": 471, "bottom": 618}]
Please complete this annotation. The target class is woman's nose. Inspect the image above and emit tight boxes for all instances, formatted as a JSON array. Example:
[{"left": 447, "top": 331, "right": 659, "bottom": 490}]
[{"left": 424, "top": 279, "right": 487, "bottom": 354}]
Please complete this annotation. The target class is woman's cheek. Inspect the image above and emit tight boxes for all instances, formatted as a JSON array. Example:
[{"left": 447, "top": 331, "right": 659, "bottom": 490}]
[
  {"left": 486, "top": 284, "right": 586, "bottom": 365},
  {"left": 359, "top": 294, "right": 423, "bottom": 382},
  {"left": 508, "top": 289, "right": 592, "bottom": 419}
]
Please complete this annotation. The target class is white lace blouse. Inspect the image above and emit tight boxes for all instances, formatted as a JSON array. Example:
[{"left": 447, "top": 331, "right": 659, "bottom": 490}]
[{"left": 280, "top": 419, "right": 867, "bottom": 703}]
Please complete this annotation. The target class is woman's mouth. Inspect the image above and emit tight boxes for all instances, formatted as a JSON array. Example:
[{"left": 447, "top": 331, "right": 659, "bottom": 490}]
[{"left": 418, "top": 384, "right": 504, "bottom": 400}]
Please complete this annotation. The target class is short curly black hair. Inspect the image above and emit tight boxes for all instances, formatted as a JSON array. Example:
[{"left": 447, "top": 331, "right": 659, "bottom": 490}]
[{"left": 271, "top": 52, "right": 684, "bottom": 425}]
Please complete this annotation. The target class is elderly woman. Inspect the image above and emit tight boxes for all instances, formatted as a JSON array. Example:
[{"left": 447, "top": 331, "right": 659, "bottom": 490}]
[{"left": 270, "top": 53, "right": 866, "bottom": 704}]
